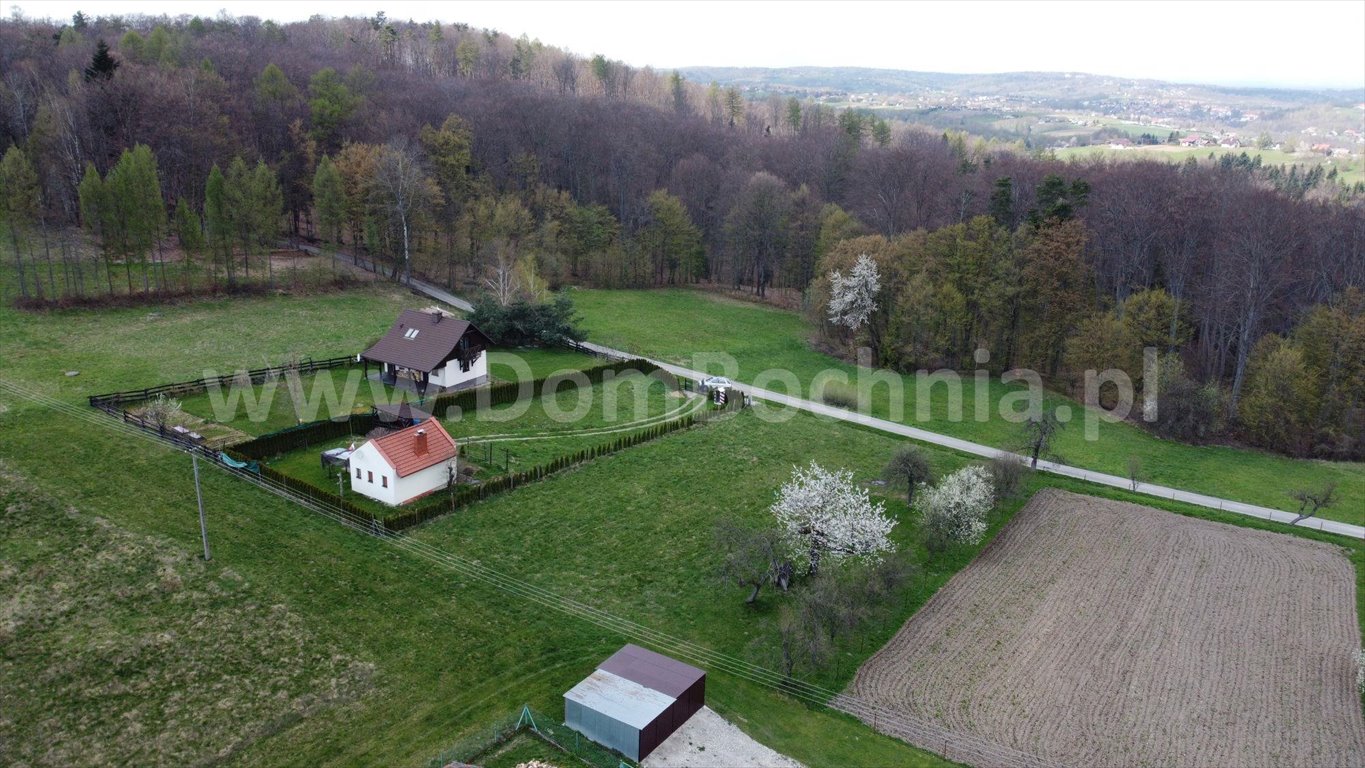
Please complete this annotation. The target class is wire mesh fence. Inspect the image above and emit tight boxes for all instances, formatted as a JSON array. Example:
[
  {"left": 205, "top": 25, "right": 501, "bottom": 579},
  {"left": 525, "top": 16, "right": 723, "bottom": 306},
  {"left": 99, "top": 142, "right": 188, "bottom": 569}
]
[
  {"left": 25, "top": 374, "right": 1049, "bottom": 768},
  {"left": 425, "top": 705, "right": 634, "bottom": 768}
]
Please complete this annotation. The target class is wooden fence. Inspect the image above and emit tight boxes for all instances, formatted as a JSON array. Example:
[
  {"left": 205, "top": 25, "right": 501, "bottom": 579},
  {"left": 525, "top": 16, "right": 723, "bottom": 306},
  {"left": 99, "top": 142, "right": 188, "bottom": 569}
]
[
  {"left": 87, "top": 352, "right": 739, "bottom": 533},
  {"left": 88, "top": 355, "right": 357, "bottom": 409}
]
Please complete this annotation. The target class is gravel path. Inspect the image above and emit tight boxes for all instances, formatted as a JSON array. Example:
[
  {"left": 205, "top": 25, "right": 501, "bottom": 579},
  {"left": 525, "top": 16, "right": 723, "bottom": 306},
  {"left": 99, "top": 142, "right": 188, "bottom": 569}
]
[{"left": 641, "top": 707, "right": 804, "bottom": 768}]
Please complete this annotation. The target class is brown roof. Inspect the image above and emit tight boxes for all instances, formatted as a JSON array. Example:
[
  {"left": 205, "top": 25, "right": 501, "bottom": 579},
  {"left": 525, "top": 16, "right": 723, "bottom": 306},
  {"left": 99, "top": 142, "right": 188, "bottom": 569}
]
[
  {"left": 361, "top": 309, "right": 491, "bottom": 373},
  {"left": 598, "top": 644, "right": 705, "bottom": 698},
  {"left": 366, "top": 419, "right": 457, "bottom": 477}
]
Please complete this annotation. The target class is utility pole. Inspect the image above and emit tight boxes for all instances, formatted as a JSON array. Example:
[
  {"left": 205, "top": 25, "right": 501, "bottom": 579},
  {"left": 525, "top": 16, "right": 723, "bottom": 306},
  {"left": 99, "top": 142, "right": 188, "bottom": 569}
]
[{"left": 192, "top": 452, "right": 211, "bottom": 561}]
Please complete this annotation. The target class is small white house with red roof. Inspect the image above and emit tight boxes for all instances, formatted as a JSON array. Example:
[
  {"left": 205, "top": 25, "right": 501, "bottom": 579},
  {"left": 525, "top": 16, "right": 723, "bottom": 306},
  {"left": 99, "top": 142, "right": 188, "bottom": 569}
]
[{"left": 348, "top": 420, "right": 458, "bottom": 505}]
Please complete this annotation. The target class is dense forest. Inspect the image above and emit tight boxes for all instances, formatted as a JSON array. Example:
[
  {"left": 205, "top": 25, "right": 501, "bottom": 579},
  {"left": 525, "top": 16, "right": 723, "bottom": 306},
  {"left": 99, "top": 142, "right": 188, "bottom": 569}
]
[{"left": 0, "top": 11, "right": 1361, "bottom": 459}]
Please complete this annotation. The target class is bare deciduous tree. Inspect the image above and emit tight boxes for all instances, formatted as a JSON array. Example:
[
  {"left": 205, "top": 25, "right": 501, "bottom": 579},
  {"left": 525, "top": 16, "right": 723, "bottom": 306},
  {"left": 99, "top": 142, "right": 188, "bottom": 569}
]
[
  {"left": 715, "top": 520, "right": 791, "bottom": 605},
  {"left": 1021, "top": 410, "right": 1064, "bottom": 469},
  {"left": 1289, "top": 481, "right": 1338, "bottom": 524},
  {"left": 1127, "top": 455, "right": 1145, "bottom": 491},
  {"left": 371, "top": 137, "right": 441, "bottom": 284},
  {"left": 882, "top": 445, "right": 932, "bottom": 506},
  {"left": 776, "top": 556, "right": 916, "bottom": 677}
]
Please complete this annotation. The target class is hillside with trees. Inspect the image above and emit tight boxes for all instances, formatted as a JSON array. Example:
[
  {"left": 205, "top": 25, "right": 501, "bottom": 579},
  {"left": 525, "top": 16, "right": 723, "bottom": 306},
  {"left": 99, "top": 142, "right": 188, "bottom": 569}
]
[{"left": 0, "top": 10, "right": 1361, "bottom": 460}]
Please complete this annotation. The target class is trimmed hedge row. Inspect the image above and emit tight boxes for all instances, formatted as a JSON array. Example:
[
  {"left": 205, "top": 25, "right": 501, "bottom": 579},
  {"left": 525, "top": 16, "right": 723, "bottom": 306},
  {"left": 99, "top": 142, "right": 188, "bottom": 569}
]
[
  {"left": 423, "top": 357, "right": 666, "bottom": 419},
  {"left": 219, "top": 356, "right": 709, "bottom": 531},
  {"left": 236, "top": 398, "right": 741, "bottom": 533},
  {"left": 233, "top": 358, "right": 668, "bottom": 460},
  {"left": 230, "top": 409, "right": 709, "bottom": 533},
  {"left": 234, "top": 413, "right": 379, "bottom": 460},
  {"left": 384, "top": 407, "right": 711, "bottom": 530}
]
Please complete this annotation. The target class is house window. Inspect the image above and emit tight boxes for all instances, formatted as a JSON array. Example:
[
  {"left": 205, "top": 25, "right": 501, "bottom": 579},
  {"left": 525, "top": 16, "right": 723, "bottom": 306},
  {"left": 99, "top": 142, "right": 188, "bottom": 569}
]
[
  {"left": 355, "top": 467, "right": 361, "bottom": 479},
  {"left": 367, "top": 471, "right": 373, "bottom": 484},
  {"left": 403, "top": 327, "right": 420, "bottom": 339},
  {"left": 382, "top": 475, "right": 388, "bottom": 488}
]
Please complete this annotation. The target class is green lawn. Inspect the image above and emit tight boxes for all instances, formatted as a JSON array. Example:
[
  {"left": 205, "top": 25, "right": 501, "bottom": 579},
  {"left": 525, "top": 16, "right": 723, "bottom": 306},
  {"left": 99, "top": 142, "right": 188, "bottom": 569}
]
[
  {"left": 265, "top": 375, "right": 705, "bottom": 522},
  {"left": 174, "top": 347, "right": 603, "bottom": 439},
  {"left": 0, "top": 289, "right": 965, "bottom": 766},
  {"left": 1, "top": 287, "right": 1359, "bottom": 767},
  {"left": 569, "top": 288, "right": 1365, "bottom": 526},
  {"left": 489, "top": 347, "right": 603, "bottom": 381}
]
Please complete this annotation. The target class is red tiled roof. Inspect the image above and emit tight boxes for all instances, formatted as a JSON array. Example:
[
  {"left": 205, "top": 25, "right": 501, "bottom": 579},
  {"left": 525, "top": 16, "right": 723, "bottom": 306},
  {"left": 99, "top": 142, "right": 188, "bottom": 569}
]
[{"left": 366, "top": 420, "right": 457, "bottom": 477}]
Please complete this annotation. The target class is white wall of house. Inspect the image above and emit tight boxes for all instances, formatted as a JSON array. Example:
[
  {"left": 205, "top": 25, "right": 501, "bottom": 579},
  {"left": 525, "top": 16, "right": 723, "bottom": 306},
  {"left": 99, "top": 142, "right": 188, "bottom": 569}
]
[
  {"left": 349, "top": 442, "right": 400, "bottom": 505},
  {"left": 430, "top": 350, "right": 488, "bottom": 388},
  {"left": 348, "top": 443, "right": 454, "bottom": 506},
  {"left": 392, "top": 461, "right": 454, "bottom": 504}
]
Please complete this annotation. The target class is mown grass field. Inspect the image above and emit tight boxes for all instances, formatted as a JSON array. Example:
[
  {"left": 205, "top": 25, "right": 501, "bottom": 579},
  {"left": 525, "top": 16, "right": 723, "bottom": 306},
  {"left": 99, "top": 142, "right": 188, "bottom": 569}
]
[
  {"left": 569, "top": 288, "right": 1365, "bottom": 526},
  {"left": 0, "top": 287, "right": 967, "bottom": 766},
  {"left": 174, "top": 347, "right": 604, "bottom": 438},
  {"left": 266, "top": 375, "right": 701, "bottom": 521},
  {"left": 1, "top": 286, "right": 1360, "bottom": 767}
]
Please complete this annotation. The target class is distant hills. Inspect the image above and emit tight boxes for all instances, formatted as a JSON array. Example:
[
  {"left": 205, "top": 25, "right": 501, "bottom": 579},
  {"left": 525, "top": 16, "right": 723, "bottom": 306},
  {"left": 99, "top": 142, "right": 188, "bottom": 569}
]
[
  {"left": 679, "top": 66, "right": 1363, "bottom": 107},
  {"left": 680, "top": 66, "right": 1365, "bottom": 142}
]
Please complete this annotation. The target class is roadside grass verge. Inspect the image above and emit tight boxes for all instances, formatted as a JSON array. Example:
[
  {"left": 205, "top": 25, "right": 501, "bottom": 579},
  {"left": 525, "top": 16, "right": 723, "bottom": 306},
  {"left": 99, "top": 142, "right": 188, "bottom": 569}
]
[{"left": 570, "top": 287, "right": 1364, "bottom": 526}]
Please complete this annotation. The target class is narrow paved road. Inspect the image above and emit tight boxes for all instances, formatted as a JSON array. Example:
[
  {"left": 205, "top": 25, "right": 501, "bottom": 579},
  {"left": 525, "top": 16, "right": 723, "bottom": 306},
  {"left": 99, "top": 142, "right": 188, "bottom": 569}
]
[
  {"left": 581, "top": 341, "right": 1363, "bottom": 539},
  {"left": 305, "top": 243, "right": 1363, "bottom": 540}
]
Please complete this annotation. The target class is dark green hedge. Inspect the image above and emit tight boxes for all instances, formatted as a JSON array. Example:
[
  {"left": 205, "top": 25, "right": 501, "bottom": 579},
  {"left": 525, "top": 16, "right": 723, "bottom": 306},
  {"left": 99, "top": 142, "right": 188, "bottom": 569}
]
[
  {"left": 222, "top": 357, "right": 714, "bottom": 531},
  {"left": 234, "top": 413, "right": 379, "bottom": 460}
]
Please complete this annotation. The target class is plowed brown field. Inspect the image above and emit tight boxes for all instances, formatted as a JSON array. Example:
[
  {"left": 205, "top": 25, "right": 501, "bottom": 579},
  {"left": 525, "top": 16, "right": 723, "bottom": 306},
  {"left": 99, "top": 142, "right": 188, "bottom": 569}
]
[{"left": 849, "top": 489, "right": 1365, "bottom": 768}]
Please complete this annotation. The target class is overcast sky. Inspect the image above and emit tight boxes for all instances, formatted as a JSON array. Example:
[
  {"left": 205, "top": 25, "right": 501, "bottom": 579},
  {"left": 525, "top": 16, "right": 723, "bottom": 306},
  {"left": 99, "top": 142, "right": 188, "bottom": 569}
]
[{"left": 9, "top": 0, "right": 1365, "bottom": 90}]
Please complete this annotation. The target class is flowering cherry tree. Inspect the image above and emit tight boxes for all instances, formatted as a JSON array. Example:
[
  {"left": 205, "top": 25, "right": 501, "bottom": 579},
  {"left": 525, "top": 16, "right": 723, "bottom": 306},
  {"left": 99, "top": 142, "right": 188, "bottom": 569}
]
[
  {"left": 827, "top": 253, "right": 881, "bottom": 331},
  {"left": 1356, "top": 648, "right": 1365, "bottom": 696},
  {"left": 770, "top": 461, "right": 896, "bottom": 576},
  {"left": 914, "top": 464, "right": 994, "bottom": 551}
]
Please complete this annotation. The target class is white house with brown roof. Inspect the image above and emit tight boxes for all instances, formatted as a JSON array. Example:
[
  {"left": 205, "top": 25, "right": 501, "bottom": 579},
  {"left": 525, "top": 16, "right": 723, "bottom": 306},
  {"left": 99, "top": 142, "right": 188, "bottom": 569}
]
[
  {"left": 361, "top": 309, "right": 492, "bottom": 395},
  {"left": 348, "top": 420, "right": 458, "bottom": 505}
]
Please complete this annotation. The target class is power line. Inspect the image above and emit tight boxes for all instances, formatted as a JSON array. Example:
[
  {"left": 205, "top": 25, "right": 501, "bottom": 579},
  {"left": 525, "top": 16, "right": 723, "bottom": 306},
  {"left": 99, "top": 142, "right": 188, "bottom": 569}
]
[{"left": 0, "top": 379, "right": 1059, "bottom": 768}]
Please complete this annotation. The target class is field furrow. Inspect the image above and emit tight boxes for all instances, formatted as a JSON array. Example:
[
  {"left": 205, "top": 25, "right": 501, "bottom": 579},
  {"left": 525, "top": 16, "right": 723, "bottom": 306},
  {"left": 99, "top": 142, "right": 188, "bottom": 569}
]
[{"left": 848, "top": 489, "right": 1365, "bottom": 767}]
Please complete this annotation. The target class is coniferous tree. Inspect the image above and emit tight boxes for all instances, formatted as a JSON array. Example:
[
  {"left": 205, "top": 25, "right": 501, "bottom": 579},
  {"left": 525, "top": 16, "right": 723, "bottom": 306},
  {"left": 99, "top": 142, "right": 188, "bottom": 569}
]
[
  {"left": 77, "top": 162, "right": 114, "bottom": 294},
  {"left": 83, "top": 39, "right": 119, "bottom": 81},
  {"left": 204, "top": 164, "right": 232, "bottom": 284},
  {"left": 104, "top": 145, "right": 165, "bottom": 294},
  {"left": 250, "top": 160, "right": 284, "bottom": 283},
  {"left": 0, "top": 146, "right": 42, "bottom": 299},
  {"left": 174, "top": 198, "right": 204, "bottom": 290},
  {"left": 312, "top": 156, "right": 345, "bottom": 269}
]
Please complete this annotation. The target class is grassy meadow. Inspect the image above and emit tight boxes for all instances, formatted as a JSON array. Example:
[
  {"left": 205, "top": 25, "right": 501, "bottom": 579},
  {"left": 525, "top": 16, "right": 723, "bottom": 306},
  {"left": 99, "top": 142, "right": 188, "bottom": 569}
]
[
  {"left": 1, "top": 285, "right": 1360, "bottom": 767},
  {"left": 569, "top": 288, "right": 1364, "bottom": 526},
  {"left": 174, "top": 347, "right": 604, "bottom": 439},
  {"left": 267, "top": 374, "right": 702, "bottom": 522},
  {"left": 0, "top": 286, "right": 966, "bottom": 766}
]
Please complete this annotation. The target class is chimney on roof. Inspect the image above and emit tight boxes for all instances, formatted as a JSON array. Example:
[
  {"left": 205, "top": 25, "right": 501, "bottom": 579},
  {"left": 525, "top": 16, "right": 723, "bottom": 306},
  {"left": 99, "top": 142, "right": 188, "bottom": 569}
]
[
  {"left": 414, "top": 428, "right": 428, "bottom": 454},
  {"left": 432, "top": 311, "right": 441, "bottom": 324}
]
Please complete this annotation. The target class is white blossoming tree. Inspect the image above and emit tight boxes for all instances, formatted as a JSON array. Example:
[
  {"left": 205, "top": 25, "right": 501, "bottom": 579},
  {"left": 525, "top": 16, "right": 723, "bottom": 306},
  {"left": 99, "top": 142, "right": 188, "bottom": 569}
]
[
  {"left": 1355, "top": 648, "right": 1365, "bottom": 696},
  {"left": 770, "top": 461, "right": 896, "bottom": 576},
  {"left": 826, "top": 253, "right": 881, "bottom": 331},
  {"left": 914, "top": 464, "right": 994, "bottom": 552}
]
